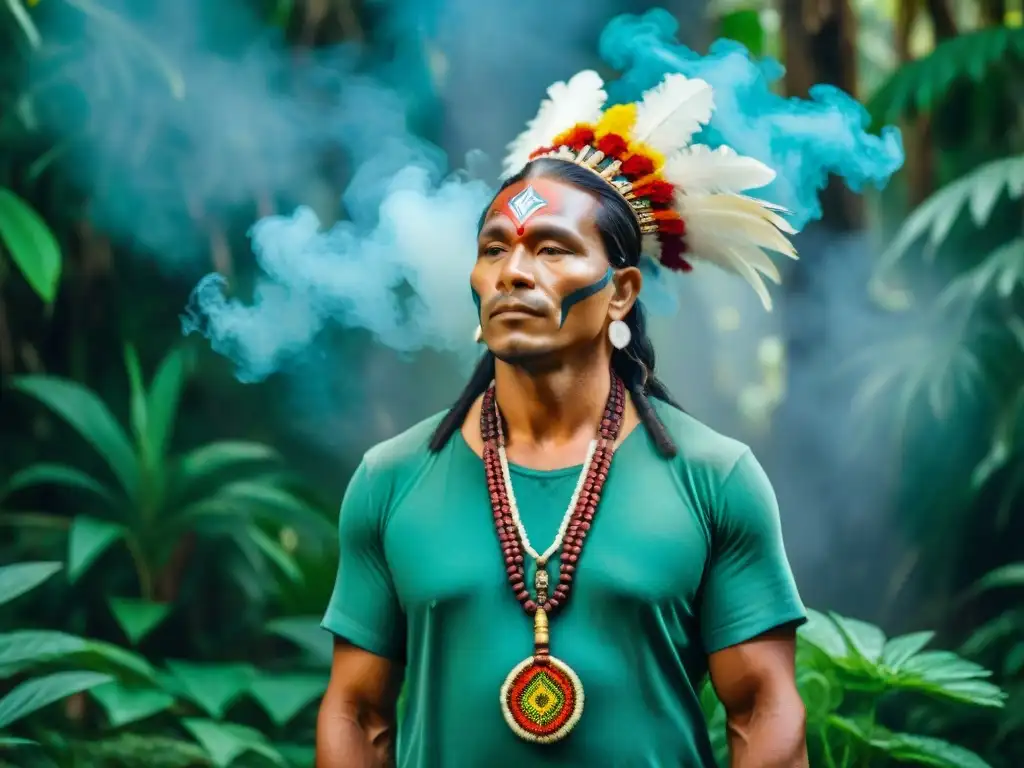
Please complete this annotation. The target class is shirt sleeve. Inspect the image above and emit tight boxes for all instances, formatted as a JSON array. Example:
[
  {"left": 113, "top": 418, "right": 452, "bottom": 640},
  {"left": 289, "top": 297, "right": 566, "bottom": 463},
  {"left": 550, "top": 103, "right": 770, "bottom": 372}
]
[
  {"left": 699, "top": 449, "right": 806, "bottom": 654},
  {"left": 321, "top": 457, "right": 406, "bottom": 661}
]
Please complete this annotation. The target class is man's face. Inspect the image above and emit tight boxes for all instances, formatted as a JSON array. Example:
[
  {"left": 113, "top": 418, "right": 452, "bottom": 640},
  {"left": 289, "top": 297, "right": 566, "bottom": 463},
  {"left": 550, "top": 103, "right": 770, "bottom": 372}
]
[{"left": 471, "top": 177, "right": 618, "bottom": 364}]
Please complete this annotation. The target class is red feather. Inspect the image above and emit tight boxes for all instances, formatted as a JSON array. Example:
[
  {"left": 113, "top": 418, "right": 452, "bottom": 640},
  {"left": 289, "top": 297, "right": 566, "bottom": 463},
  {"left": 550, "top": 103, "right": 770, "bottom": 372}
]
[
  {"left": 596, "top": 133, "right": 629, "bottom": 158},
  {"left": 620, "top": 154, "right": 655, "bottom": 178},
  {"left": 632, "top": 179, "right": 675, "bottom": 205}
]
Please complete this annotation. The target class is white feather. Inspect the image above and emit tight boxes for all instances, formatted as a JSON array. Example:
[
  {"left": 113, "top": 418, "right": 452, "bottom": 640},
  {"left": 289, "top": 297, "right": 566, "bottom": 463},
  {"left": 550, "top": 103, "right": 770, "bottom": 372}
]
[
  {"left": 662, "top": 145, "right": 776, "bottom": 195},
  {"left": 677, "top": 194, "right": 800, "bottom": 310},
  {"left": 501, "top": 70, "right": 607, "bottom": 178},
  {"left": 631, "top": 74, "right": 714, "bottom": 157}
]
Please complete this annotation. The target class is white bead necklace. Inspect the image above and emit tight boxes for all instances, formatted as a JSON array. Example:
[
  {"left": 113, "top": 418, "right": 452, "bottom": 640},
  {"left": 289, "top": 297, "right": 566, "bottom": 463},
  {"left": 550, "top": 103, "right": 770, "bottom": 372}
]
[{"left": 495, "top": 410, "right": 599, "bottom": 564}]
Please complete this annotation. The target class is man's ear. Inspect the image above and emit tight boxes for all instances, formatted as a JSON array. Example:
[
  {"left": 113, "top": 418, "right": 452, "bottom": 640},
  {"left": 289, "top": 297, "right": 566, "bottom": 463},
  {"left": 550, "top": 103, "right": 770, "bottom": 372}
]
[{"left": 609, "top": 266, "right": 642, "bottom": 321}]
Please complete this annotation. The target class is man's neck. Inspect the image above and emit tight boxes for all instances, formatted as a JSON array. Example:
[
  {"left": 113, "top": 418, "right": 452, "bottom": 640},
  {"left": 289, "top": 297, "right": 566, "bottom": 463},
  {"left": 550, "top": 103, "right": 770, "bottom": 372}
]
[{"left": 493, "top": 353, "right": 612, "bottom": 449}]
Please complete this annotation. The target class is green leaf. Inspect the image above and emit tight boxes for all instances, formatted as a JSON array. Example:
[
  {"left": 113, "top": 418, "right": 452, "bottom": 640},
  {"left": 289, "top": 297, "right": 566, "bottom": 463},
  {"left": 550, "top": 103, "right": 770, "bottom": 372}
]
[
  {"left": 0, "top": 188, "right": 61, "bottom": 303},
  {"left": 265, "top": 616, "right": 333, "bottom": 666},
  {"left": 108, "top": 598, "right": 172, "bottom": 645},
  {"left": 173, "top": 442, "right": 280, "bottom": 501},
  {"left": 0, "top": 631, "right": 87, "bottom": 670},
  {"left": 0, "top": 736, "right": 37, "bottom": 748},
  {"left": 798, "top": 609, "right": 849, "bottom": 660},
  {"left": 146, "top": 347, "right": 188, "bottom": 463},
  {"left": 2, "top": 462, "right": 118, "bottom": 506},
  {"left": 0, "top": 671, "right": 112, "bottom": 729},
  {"left": 11, "top": 376, "right": 140, "bottom": 498},
  {"left": 882, "top": 631, "right": 935, "bottom": 671},
  {"left": 68, "top": 516, "right": 125, "bottom": 582},
  {"left": 90, "top": 681, "right": 175, "bottom": 727},
  {"left": 248, "top": 674, "right": 325, "bottom": 726},
  {"left": 829, "top": 612, "right": 887, "bottom": 663},
  {"left": 164, "top": 661, "right": 253, "bottom": 719},
  {"left": 719, "top": 9, "right": 763, "bottom": 57},
  {"left": 124, "top": 345, "right": 150, "bottom": 460},
  {"left": 876, "top": 154, "right": 1024, "bottom": 273},
  {"left": 181, "top": 719, "right": 286, "bottom": 768},
  {"left": 881, "top": 732, "right": 994, "bottom": 768},
  {"left": 867, "top": 26, "right": 1024, "bottom": 126},
  {"left": 970, "top": 563, "right": 1024, "bottom": 594},
  {"left": 246, "top": 525, "right": 303, "bottom": 585},
  {"left": 0, "top": 562, "right": 61, "bottom": 607},
  {"left": 180, "top": 481, "right": 333, "bottom": 539},
  {"left": 76, "top": 639, "right": 161, "bottom": 684}
]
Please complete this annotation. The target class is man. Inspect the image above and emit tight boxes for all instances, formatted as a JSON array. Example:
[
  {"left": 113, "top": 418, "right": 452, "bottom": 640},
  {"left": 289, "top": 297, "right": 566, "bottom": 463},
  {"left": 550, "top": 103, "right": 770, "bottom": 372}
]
[{"left": 317, "top": 70, "right": 808, "bottom": 766}]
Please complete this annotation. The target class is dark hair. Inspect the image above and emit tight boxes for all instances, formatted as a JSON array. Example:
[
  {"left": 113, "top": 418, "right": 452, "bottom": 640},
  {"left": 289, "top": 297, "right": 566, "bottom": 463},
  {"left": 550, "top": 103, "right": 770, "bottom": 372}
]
[{"left": 428, "top": 157, "right": 681, "bottom": 457}]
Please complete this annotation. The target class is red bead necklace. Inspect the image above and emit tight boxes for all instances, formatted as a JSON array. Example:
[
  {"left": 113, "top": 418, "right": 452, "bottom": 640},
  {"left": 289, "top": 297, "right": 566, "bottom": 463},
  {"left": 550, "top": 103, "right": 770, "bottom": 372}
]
[{"left": 483, "top": 372, "right": 625, "bottom": 744}]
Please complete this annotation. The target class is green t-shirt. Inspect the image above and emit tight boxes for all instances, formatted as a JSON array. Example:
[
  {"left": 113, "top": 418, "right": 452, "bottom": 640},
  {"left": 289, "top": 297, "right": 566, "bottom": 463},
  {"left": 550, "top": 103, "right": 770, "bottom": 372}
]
[{"left": 322, "top": 401, "right": 805, "bottom": 767}]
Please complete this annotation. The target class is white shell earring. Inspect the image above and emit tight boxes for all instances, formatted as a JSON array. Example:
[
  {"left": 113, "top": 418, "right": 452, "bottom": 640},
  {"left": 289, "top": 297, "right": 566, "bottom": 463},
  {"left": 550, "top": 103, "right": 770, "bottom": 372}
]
[
  {"left": 608, "top": 319, "right": 631, "bottom": 350},
  {"left": 474, "top": 325, "right": 483, "bottom": 343}
]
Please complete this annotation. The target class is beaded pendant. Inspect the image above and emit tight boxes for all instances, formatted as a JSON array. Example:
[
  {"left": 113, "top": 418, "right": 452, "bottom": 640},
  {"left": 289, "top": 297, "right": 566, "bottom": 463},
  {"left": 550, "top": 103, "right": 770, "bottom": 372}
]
[{"left": 483, "top": 376, "right": 624, "bottom": 745}]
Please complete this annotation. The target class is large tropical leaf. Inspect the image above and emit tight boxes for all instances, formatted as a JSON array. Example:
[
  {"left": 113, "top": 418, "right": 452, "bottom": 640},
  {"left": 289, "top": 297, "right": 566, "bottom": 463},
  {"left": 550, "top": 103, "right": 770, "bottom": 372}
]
[
  {"left": 108, "top": 598, "right": 172, "bottom": 646},
  {"left": 938, "top": 238, "right": 1024, "bottom": 308},
  {"left": 1, "top": 463, "right": 118, "bottom": 506},
  {"left": 67, "top": 516, "right": 126, "bottom": 583},
  {"left": 171, "top": 441, "right": 280, "bottom": 502},
  {"left": 146, "top": 347, "right": 189, "bottom": 463},
  {"left": 0, "top": 671, "right": 112, "bottom": 729},
  {"left": 163, "top": 661, "right": 253, "bottom": 719},
  {"left": 0, "top": 631, "right": 88, "bottom": 672},
  {"left": 875, "top": 154, "right": 1024, "bottom": 274},
  {"left": 0, "top": 562, "right": 61, "bottom": 607},
  {"left": 868, "top": 26, "right": 1024, "bottom": 127},
  {"left": 248, "top": 673, "right": 325, "bottom": 726},
  {"left": 176, "top": 480, "right": 333, "bottom": 539},
  {"left": 0, "top": 188, "right": 62, "bottom": 303},
  {"left": 89, "top": 681, "right": 175, "bottom": 728},
  {"left": 181, "top": 719, "right": 286, "bottom": 768},
  {"left": 11, "top": 376, "right": 140, "bottom": 498}
]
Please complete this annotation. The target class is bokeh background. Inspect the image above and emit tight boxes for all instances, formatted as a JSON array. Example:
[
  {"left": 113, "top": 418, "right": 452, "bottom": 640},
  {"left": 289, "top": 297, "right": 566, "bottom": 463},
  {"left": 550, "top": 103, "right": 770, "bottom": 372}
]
[{"left": 1, "top": 0, "right": 1023, "bottom": 765}]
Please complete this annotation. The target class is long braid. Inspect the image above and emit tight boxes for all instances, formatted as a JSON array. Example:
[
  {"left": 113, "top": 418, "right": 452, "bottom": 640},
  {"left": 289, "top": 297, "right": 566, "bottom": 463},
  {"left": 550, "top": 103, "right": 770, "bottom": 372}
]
[{"left": 611, "top": 301, "right": 679, "bottom": 458}]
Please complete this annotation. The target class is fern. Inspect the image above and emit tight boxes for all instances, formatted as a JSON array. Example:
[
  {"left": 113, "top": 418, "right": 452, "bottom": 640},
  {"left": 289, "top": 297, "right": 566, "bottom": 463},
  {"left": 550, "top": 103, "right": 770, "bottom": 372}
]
[
  {"left": 868, "top": 26, "right": 1024, "bottom": 127},
  {"left": 876, "top": 154, "right": 1024, "bottom": 272}
]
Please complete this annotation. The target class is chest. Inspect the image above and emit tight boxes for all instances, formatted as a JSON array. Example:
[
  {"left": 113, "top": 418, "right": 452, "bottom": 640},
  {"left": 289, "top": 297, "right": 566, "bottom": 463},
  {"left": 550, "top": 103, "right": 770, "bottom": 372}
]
[{"left": 381, "top": 454, "right": 712, "bottom": 614}]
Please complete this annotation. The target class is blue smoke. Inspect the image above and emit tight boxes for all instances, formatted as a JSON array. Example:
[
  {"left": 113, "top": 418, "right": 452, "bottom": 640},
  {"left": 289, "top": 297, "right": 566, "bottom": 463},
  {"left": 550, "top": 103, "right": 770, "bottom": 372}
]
[
  {"left": 184, "top": 7, "right": 905, "bottom": 382},
  {"left": 600, "top": 9, "right": 904, "bottom": 229}
]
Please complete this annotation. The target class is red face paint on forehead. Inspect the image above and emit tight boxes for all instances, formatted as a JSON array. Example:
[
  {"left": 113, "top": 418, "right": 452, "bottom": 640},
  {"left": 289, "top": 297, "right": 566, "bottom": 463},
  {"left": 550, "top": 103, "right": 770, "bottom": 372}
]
[{"left": 489, "top": 179, "right": 567, "bottom": 235}]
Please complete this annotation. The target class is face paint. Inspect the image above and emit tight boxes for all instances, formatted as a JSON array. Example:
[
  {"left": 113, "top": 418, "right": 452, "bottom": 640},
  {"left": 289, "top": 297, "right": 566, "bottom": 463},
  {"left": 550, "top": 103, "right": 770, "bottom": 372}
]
[
  {"left": 489, "top": 179, "right": 566, "bottom": 235},
  {"left": 558, "top": 267, "right": 614, "bottom": 327}
]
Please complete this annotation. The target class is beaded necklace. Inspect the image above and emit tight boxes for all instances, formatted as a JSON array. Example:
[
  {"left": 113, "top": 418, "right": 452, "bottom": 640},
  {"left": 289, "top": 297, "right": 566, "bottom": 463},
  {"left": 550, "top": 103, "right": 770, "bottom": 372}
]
[{"left": 482, "top": 373, "right": 625, "bottom": 744}]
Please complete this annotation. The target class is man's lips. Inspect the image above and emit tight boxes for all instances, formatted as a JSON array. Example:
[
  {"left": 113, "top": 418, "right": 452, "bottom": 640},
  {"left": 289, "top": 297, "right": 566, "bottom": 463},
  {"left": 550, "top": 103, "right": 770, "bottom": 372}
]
[{"left": 490, "top": 303, "right": 545, "bottom": 318}]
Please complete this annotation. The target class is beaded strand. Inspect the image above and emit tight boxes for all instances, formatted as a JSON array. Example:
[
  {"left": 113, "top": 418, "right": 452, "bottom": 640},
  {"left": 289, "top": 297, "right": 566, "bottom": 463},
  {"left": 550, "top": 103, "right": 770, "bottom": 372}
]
[{"left": 481, "top": 373, "right": 625, "bottom": 618}]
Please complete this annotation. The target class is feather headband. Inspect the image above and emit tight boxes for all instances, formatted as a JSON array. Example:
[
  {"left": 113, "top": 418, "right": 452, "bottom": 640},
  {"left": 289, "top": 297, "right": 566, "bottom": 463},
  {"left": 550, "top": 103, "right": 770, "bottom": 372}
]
[{"left": 501, "top": 70, "right": 798, "bottom": 310}]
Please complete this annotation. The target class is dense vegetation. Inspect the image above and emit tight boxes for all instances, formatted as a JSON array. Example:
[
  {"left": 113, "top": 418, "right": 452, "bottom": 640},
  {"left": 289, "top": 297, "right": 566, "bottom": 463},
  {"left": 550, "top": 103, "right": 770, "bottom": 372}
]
[{"left": 1, "top": 0, "right": 1022, "bottom": 765}]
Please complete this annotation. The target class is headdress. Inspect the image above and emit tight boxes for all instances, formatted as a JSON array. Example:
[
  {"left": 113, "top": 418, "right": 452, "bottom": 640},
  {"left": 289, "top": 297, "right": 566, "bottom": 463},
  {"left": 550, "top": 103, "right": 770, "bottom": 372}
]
[{"left": 502, "top": 70, "right": 798, "bottom": 310}]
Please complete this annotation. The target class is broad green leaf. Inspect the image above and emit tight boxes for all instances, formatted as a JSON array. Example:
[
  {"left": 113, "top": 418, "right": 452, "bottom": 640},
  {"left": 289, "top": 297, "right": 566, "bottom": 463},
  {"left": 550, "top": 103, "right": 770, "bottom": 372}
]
[
  {"left": 0, "top": 561, "right": 61, "bottom": 607},
  {"left": 0, "top": 736, "right": 37, "bottom": 748},
  {"left": 882, "top": 732, "right": 993, "bottom": 768},
  {"left": 164, "top": 661, "right": 253, "bottom": 719},
  {"left": 877, "top": 154, "right": 1024, "bottom": 273},
  {"left": 266, "top": 616, "right": 333, "bottom": 666},
  {"left": 247, "top": 525, "right": 303, "bottom": 585},
  {"left": 181, "top": 719, "right": 286, "bottom": 767},
  {"left": 0, "top": 188, "right": 61, "bottom": 302},
  {"left": 77, "top": 640, "right": 161, "bottom": 684},
  {"left": 798, "top": 609, "right": 848, "bottom": 660},
  {"left": 68, "top": 516, "right": 125, "bottom": 582},
  {"left": 11, "top": 376, "right": 139, "bottom": 497},
  {"left": 0, "top": 631, "right": 87, "bottom": 670},
  {"left": 173, "top": 442, "right": 280, "bottom": 499},
  {"left": 146, "top": 347, "right": 188, "bottom": 462},
  {"left": 970, "top": 563, "right": 1024, "bottom": 594},
  {"left": 108, "top": 598, "right": 172, "bottom": 645},
  {"left": 2, "top": 463, "right": 118, "bottom": 506},
  {"left": 0, "top": 671, "right": 112, "bottom": 728},
  {"left": 90, "top": 681, "right": 174, "bottom": 727},
  {"left": 180, "top": 481, "right": 333, "bottom": 539},
  {"left": 882, "top": 631, "right": 935, "bottom": 670},
  {"left": 829, "top": 612, "right": 887, "bottom": 663},
  {"left": 248, "top": 674, "right": 325, "bottom": 726},
  {"left": 124, "top": 346, "right": 150, "bottom": 459}
]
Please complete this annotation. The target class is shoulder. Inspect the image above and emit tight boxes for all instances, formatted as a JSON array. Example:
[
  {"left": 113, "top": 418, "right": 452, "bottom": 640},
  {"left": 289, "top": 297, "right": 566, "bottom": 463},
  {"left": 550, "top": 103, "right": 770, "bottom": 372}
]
[
  {"left": 650, "top": 399, "right": 750, "bottom": 480},
  {"left": 359, "top": 410, "right": 448, "bottom": 503}
]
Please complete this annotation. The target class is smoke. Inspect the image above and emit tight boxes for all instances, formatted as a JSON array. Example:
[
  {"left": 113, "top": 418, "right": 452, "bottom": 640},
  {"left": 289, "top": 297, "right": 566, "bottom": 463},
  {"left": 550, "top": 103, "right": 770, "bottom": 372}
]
[{"left": 181, "top": 6, "right": 903, "bottom": 385}]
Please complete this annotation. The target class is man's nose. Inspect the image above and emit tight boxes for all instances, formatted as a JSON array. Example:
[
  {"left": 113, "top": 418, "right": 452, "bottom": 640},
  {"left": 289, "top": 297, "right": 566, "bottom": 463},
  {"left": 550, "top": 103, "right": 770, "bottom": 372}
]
[{"left": 497, "top": 247, "right": 536, "bottom": 293}]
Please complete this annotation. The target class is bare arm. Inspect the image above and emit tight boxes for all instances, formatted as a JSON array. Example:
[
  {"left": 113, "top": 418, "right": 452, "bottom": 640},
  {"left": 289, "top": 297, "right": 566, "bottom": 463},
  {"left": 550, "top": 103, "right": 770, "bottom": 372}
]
[
  {"left": 316, "top": 639, "right": 403, "bottom": 768},
  {"left": 708, "top": 626, "right": 808, "bottom": 768}
]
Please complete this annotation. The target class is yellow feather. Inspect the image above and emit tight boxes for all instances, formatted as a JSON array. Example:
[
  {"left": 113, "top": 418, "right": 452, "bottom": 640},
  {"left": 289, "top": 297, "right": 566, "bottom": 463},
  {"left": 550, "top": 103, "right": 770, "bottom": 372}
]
[{"left": 595, "top": 104, "right": 637, "bottom": 138}]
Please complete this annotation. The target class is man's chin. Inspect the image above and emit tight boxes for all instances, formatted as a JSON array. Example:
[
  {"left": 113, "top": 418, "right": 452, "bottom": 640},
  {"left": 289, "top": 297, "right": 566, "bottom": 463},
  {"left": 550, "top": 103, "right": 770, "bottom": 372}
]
[{"left": 489, "top": 339, "right": 562, "bottom": 369}]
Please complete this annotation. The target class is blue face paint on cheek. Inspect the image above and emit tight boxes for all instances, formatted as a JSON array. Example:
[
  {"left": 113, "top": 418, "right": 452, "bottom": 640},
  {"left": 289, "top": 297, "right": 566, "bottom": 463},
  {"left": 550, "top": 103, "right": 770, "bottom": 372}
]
[{"left": 559, "top": 267, "right": 614, "bottom": 327}]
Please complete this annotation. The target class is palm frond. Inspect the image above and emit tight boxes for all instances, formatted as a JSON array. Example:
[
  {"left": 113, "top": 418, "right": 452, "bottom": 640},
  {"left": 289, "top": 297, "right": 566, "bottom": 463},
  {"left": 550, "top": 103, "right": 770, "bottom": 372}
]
[
  {"left": 875, "top": 154, "right": 1024, "bottom": 275},
  {"left": 938, "top": 238, "right": 1024, "bottom": 308},
  {"left": 868, "top": 26, "right": 1024, "bottom": 127}
]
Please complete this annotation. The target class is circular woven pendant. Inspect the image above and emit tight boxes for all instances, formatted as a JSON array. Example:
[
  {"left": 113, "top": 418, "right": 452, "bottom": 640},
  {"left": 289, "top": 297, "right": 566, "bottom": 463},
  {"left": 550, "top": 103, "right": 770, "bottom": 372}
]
[{"left": 500, "top": 656, "right": 584, "bottom": 744}]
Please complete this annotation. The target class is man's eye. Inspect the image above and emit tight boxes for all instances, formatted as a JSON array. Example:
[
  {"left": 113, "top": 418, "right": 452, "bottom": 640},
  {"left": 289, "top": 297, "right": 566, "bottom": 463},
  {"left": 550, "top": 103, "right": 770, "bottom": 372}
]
[
  {"left": 540, "top": 246, "right": 567, "bottom": 255},
  {"left": 483, "top": 246, "right": 504, "bottom": 256}
]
